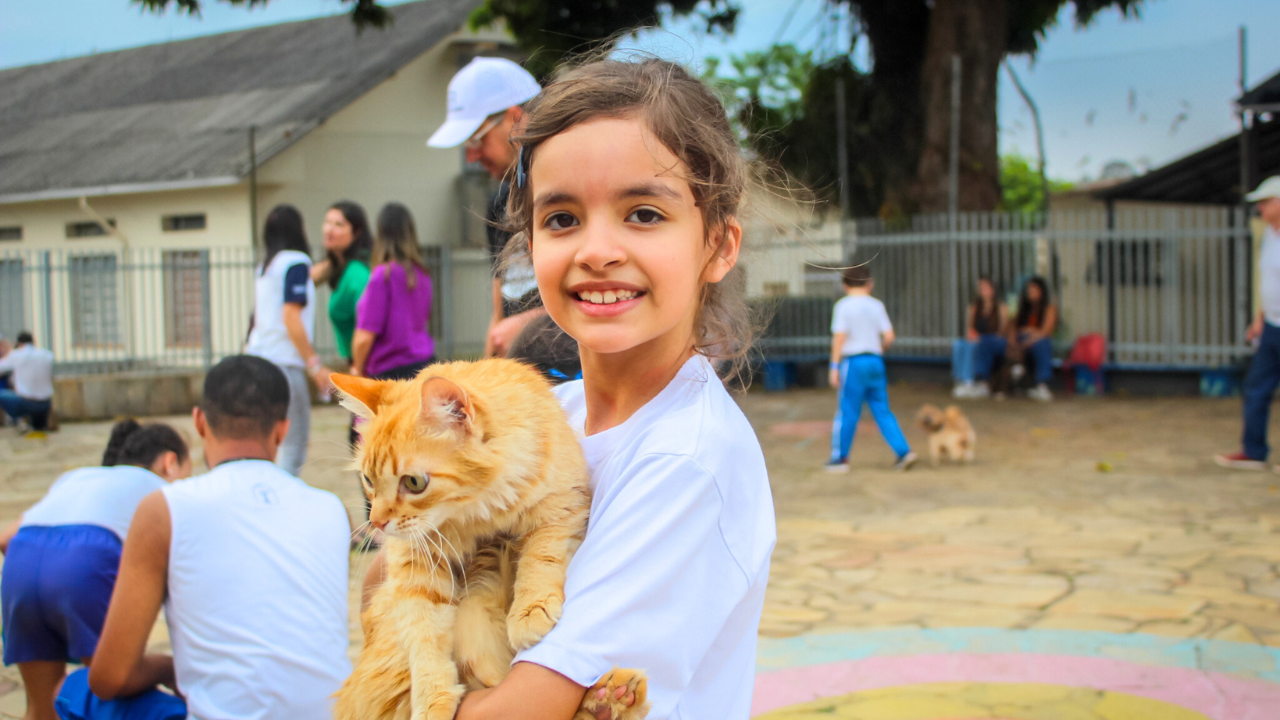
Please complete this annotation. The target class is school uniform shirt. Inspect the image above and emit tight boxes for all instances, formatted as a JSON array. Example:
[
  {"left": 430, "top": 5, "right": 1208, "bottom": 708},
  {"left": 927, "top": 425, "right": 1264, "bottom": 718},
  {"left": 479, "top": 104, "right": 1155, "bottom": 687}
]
[
  {"left": 245, "top": 250, "right": 315, "bottom": 368},
  {"left": 0, "top": 344, "right": 54, "bottom": 400},
  {"left": 162, "top": 460, "right": 351, "bottom": 720},
  {"left": 831, "top": 294, "right": 893, "bottom": 356},
  {"left": 1261, "top": 225, "right": 1280, "bottom": 326},
  {"left": 515, "top": 355, "right": 776, "bottom": 720},
  {"left": 21, "top": 466, "right": 165, "bottom": 541}
]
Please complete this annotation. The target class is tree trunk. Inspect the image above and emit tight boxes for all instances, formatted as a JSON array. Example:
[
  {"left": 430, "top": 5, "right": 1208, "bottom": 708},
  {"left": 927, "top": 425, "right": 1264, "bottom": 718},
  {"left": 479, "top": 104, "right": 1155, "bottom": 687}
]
[{"left": 912, "top": 0, "right": 1007, "bottom": 213}]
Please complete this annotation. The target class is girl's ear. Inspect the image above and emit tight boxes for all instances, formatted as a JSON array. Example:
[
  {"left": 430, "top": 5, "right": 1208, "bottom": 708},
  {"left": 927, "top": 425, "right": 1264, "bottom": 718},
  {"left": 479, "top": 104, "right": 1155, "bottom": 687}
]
[
  {"left": 702, "top": 219, "right": 742, "bottom": 284},
  {"left": 331, "top": 374, "right": 387, "bottom": 420}
]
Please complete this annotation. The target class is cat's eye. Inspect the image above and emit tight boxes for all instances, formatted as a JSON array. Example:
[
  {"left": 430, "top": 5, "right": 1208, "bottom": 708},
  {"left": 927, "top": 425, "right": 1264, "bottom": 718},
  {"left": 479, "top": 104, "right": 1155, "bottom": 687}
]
[
  {"left": 360, "top": 474, "right": 373, "bottom": 490},
  {"left": 401, "top": 474, "right": 428, "bottom": 493}
]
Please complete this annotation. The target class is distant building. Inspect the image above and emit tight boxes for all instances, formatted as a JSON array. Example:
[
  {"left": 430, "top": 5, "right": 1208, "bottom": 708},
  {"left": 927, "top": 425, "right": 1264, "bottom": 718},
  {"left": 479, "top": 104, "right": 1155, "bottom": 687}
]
[{"left": 0, "top": 0, "right": 503, "bottom": 362}]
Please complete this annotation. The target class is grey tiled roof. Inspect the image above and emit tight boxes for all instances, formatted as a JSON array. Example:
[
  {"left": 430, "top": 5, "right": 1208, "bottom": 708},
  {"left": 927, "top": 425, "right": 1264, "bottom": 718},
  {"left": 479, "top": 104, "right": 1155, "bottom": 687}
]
[{"left": 0, "top": 0, "right": 478, "bottom": 201}]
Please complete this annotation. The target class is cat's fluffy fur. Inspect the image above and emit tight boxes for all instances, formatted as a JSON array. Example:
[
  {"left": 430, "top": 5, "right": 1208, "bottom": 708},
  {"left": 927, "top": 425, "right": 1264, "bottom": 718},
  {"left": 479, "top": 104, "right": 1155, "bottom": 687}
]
[{"left": 331, "top": 359, "right": 648, "bottom": 720}]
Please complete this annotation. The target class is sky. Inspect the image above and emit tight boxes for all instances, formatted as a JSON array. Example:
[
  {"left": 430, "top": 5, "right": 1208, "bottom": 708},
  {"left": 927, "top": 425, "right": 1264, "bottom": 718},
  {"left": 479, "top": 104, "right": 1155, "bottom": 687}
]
[{"left": 3, "top": 0, "right": 1280, "bottom": 183}]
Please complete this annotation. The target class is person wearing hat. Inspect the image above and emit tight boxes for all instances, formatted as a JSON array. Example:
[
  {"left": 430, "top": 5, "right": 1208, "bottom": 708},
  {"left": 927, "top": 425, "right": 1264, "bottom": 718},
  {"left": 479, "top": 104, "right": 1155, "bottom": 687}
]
[
  {"left": 1218, "top": 176, "right": 1280, "bottom": 469},
  {"left": 428, "top": 57, "right": 548, "bottom": 359}
]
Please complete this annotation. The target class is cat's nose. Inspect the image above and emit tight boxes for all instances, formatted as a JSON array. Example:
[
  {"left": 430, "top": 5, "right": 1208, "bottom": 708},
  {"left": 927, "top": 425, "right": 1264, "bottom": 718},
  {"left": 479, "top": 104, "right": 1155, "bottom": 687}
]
[{"left": 370, "top": 517, "right": 389, "bottom": 531}]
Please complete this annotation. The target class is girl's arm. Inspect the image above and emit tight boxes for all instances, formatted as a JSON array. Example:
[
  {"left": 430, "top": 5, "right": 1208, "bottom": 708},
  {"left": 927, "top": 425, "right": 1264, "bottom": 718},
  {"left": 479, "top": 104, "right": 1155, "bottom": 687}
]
[
  {"left": 283, "top": 303, "right": 330, "bottom": 388},
  {"left": 456, "top": 663, "right": 587, "bottom": 720},
  {"left": 350, "top": 329, "right": 376, "bottom": 377},
  {"left": 965, "top": 304, "right": 978, "bottom": 341},
  {"left": 1041, "top": 305, "right": 1058, "bottom": 337}
]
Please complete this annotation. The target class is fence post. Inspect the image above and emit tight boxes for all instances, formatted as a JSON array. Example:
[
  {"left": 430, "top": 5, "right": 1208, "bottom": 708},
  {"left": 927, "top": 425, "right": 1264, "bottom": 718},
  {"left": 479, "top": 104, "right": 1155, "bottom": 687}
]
[
  {"left": 1235, "top": 206, "right": 1251, "bottom": 347},
  {"left": 41, "top": 251, "right": 53, "bottom": 362},
  {"left": 441, "top": 245, "right": 455, "bottom": 360},
  {"left": 200, "top": 251, "right": 214, "bottom": 369},
  {"left": 1162, "top": 209, "right": 1181, "bottom": 366}
]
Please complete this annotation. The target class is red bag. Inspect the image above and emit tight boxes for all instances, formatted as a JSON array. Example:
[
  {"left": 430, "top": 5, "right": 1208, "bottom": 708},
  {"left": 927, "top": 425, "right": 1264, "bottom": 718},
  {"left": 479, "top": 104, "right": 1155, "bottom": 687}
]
[{"left": 1065, "top": 332, "right": 1106, "bottom": 372}]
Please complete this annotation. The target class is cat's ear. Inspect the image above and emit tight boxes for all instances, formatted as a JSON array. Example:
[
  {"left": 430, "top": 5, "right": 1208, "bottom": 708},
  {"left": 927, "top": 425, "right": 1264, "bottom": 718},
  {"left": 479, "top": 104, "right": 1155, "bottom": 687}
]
[
  {"left": 419, "top": 376, "right": 474, "bottom": 435},
  {"left": 330, "top": 374, "right": 387, "bottom": 420}
]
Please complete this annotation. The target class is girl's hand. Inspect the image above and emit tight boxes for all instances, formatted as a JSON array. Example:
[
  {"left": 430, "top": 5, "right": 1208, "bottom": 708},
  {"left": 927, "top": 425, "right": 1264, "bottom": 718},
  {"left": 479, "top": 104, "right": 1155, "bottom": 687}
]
[{"left": 965, "top": 329, "right": 979, "bottom": 342}]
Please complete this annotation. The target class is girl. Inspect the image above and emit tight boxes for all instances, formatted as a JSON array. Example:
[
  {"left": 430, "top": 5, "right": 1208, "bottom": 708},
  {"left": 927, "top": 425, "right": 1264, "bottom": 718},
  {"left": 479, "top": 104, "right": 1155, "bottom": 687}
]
[
  {"left": 455, "top": 57, "right": 775, "bottom": 720},
  {"left": 1010, "top": 275, "right": 1057, "bottom": 401},
  {"left": 0, "top": 419, "right": 191, "bottom": 720},
  {"left": 966, "top": 275, "right": 1008, "bottom": 398},
  {"left": 312, "top": 201, "right": 374, "bottom": 375},
  {"left": 351, "top": 203, "right": 435, "bottom": 381},
  {"left": 245, "top": 204, "right": 330, "bottom": 475}
]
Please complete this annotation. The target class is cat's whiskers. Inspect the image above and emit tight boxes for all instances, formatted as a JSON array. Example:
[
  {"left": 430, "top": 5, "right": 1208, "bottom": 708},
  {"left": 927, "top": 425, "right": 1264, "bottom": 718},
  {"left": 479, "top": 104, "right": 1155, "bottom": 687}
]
[
  {"left": 419, "top": 525, "right": 456, "bottom": 603},
  {"left": 432, "top": 526, "right": 469, "bottom": 595}
]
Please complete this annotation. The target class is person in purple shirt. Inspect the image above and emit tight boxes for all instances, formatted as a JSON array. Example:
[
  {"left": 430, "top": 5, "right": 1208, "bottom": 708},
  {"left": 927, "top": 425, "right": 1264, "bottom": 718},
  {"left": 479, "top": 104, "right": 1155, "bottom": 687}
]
[{"left": 351, "top": 203, "right": 435, "bottom": 381}]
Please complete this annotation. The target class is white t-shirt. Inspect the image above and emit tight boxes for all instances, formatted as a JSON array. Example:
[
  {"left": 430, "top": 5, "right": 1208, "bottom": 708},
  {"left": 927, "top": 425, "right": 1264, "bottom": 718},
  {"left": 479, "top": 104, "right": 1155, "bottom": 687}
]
[
  {"left": 1261, "top": 225, "right": 1280, "bottom": 326},
  {"left": 515, "top": 355, "right": 776, "bottom": 720},
  {"left": 0, "top": 344, "right": 54, "bottom": 400},
  {"left": 21, "top": 466, "right": 166, "bottom": 541},
  {"left": 245, "top": 250, "right": 315, "bottom": 368},
  {"left": 162, "top": 460, "right": 351, "bottom": 720},
  {"left": 831, "top": 294, "right": 893, "bottom": 357}
]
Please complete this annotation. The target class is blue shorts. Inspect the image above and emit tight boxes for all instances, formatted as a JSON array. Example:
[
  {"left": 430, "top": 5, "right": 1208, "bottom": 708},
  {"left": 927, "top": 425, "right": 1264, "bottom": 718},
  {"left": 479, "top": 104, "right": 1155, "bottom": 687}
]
[
  {"left": 2, "top": 524, "right": 122, "bottom": 664},
  {"left": 57, "top": 668, "right": 187, "bottom": 720}
]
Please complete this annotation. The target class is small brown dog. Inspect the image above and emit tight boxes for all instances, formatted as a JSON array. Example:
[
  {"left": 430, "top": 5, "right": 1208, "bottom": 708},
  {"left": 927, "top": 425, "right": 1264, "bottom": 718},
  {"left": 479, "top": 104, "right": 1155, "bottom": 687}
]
[{"left": 916, "top": 404, "right": 976, "bottom": 465}]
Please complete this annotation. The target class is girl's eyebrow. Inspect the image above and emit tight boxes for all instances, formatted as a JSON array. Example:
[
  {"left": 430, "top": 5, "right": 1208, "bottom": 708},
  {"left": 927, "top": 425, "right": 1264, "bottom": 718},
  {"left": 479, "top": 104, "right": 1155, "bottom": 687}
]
[
  {"left": 533, "top": 183, "right": 682, "bottom": 211},
  {"left": 618, "top": 183, "right": 682, "bottom": 201}
]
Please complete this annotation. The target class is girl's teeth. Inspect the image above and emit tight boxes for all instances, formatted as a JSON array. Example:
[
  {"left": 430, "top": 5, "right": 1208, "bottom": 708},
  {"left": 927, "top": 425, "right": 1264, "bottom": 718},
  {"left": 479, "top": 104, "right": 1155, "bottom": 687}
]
[
  {"left": 590, "top": 291, "right": 604, "bottom": 304},
  {"left": 577, "top": 290, "right": 639, "bottom": 304},
  {"left": 603, "top": 290, "right": 617, "bottom": 304}
]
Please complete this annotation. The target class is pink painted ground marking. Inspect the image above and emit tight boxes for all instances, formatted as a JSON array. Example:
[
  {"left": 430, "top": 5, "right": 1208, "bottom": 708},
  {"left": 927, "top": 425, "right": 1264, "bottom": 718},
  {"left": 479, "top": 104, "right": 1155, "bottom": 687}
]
[{"left": 751, "top": 653, "right": 1280, "bottom": 719}]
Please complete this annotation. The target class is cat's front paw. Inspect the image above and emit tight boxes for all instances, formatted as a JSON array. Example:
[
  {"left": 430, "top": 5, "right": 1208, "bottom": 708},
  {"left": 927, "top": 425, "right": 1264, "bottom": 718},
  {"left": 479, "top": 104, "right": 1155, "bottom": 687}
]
[
  {"left": 416, "top": 683, "right": 465, "bottom": 720},
  {"left": 506, "top": 592, "right": 563, "bottom": 650},
  {"left": 579, "top": 668, "right": 649, "bottom": 720}
]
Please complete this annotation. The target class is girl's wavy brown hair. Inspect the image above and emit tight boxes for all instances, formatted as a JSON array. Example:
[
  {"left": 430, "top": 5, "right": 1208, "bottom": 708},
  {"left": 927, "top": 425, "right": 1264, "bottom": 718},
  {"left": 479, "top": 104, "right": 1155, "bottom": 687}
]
[{"left": 503, "top": 56, "right": 755, "bottom": 382}]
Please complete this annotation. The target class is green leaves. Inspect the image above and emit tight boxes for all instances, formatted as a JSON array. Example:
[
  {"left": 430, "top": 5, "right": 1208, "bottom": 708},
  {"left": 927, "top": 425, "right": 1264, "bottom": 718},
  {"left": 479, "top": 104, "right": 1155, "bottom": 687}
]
[{"left": 132, "top": 0, "right": 394, "bottom": 30}]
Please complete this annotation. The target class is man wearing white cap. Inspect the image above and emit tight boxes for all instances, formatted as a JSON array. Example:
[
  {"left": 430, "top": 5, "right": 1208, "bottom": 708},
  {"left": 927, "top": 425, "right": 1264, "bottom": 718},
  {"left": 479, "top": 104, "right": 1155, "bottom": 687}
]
[
  {"left": 1217, "top": 176, "right": 1280, "bottom": 469},
  {"left": 428, "top": 56, "right": 546, "bottom": 359}
]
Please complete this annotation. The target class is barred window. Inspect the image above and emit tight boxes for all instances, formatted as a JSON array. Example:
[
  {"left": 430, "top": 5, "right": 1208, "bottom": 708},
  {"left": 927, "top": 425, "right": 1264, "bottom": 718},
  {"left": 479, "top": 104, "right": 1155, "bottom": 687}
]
[
  {"left": 66, "top": 219, "right": 115, "bottom": 238},
  {"left": 164, "top": 250, "right": 207, "bottom": 347},
  {"left": 0, "top": 259, "right": 23, "bottom": 341},
  {"left": 0, "top": 226, "right": 21, "bottom": 241},
  {"left": 162, "top": 214, "right": 207, "bottom": 232},
  {"left": 68, "top": 254, "right": 120, "bottom": 346}
]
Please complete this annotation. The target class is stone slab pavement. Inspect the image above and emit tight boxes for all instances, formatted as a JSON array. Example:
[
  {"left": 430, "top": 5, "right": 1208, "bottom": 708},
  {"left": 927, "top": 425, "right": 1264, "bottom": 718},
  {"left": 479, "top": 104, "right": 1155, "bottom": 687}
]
[{"left": 0, "top": 383, "right": 1278, "bottom": 718}]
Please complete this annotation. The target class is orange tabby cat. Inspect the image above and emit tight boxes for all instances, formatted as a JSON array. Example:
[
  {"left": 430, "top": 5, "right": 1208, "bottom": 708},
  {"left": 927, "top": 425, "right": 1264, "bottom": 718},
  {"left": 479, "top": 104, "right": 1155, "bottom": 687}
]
[{"left": 330, "top": 359, "right": 649, "bottom": 720}]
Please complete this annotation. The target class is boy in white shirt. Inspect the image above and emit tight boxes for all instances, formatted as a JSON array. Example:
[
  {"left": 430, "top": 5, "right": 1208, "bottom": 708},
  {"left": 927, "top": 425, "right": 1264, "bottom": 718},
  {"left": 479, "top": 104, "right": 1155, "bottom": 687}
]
[
  {"left": 0, "top": 331, "right": 54, "bottom": 432},
  {"left": 826, "top": 266, "right": 916, "bottom": 473}
]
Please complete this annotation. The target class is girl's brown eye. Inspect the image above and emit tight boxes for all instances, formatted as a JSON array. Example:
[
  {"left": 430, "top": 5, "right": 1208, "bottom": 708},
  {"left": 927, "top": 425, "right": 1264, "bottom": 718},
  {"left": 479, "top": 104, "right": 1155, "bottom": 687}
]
[{"left": 401, "top": 474, "right": 428, "bottom": 493}]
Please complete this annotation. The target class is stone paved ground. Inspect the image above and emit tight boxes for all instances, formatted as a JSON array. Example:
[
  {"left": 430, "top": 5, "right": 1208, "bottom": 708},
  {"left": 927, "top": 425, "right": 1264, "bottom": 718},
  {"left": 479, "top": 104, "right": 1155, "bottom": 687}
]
[{"left": 1, "top": 383, "right": 1279, "bottom": 717}]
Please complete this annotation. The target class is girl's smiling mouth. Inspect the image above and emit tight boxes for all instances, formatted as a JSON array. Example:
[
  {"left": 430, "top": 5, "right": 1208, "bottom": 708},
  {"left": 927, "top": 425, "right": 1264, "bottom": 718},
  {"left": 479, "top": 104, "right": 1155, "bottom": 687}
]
[{"left": 569, "top": 282, "right": 647, "bottom": 316}]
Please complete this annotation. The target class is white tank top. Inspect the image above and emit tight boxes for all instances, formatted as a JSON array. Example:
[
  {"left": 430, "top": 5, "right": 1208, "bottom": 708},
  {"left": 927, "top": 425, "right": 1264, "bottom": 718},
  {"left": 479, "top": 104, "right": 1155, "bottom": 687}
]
[
  {"left": 21, "top": 466, "right": 166, "bottom": 541},
  {"left": 162, "top": 460, "right": 351, "bottom": 720}
]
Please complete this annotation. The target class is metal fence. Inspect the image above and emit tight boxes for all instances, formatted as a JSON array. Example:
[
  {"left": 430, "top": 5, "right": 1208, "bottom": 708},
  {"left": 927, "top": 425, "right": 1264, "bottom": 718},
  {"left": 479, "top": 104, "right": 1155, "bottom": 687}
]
[
  {"left": 0, "top": 244, "right": 493, "bottom": 376},
  {"left": 755, "top": 207, "right": 1254, "bottom": 370}
]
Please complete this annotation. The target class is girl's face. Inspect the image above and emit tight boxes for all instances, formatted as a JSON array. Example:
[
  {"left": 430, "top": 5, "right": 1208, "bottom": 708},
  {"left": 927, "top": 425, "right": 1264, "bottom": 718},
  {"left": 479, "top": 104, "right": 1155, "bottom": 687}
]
[
  {"left": 528, "top": 117, "right": 740, "bottom": 359},
  {"left": 1026, "top": 282, "right": 1042, "bottom": 303},
  {"left": 978, "top": 279, "right": 994, "bottom": 300},
  {"left": 322, "top": 209, "right": 355, "bottom": 253}
]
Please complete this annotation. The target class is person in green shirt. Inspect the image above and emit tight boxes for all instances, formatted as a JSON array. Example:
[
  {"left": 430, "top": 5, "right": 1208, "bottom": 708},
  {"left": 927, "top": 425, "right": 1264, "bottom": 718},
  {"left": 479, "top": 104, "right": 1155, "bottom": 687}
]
[{"left": 311, "top": 201, "right": 373, "bottom": 361}]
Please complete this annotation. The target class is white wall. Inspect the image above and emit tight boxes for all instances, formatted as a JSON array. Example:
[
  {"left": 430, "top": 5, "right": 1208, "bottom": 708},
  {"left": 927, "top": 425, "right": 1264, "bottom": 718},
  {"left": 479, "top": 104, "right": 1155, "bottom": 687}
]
[{"left": 257, "top": 35, "right": 466, "bottom": 249}]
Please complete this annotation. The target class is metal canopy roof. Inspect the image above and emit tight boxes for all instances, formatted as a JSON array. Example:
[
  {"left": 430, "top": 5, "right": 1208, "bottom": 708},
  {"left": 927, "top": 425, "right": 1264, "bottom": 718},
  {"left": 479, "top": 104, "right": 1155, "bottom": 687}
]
[
  {"left": 1093, "top": 116, "right": 1280, "bottom": 205},
  {"left": 0, "top": 0, "right": 478, "bottom": 203},
  {"left": 1239, "top": 69, "right": 1280, "bottom": 111}
]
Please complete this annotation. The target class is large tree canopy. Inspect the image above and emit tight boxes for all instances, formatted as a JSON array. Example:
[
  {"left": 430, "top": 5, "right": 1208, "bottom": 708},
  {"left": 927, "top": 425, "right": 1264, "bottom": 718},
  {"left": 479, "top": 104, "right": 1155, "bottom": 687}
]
[{"left": 137, "top": 0, "right": 1147, "bottom": 214}]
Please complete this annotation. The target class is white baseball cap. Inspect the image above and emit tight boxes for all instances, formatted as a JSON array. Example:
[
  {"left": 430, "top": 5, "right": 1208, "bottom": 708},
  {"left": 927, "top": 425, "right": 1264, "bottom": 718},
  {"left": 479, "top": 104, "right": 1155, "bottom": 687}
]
[
  {"left": 427, "top": 57, "right": 541, "bottom": 148},
  {"left": 1246, "top": 176, "right": 1280, "bottom": 202}
]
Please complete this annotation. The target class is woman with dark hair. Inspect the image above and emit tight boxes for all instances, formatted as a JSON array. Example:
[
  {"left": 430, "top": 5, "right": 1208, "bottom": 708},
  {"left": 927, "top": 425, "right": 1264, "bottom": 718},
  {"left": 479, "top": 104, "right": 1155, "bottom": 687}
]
[
  {"left": 1009, "top": 275, "right": 1058, "bottom": 401},
  {"left": 965, "top": 275, "right": 1009, "bottom": 398},
  {"left": 0, "top": 419, "right": 191, "bottom": 720},
  {"left": 245, "top": 204, "right": 329, "bottom": 475},
  {"left": 351, "top": 203, "right": 435, "bottom": 381},
  {"left": 311, "top": 201, "right": 373, "bottom": 365}
]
